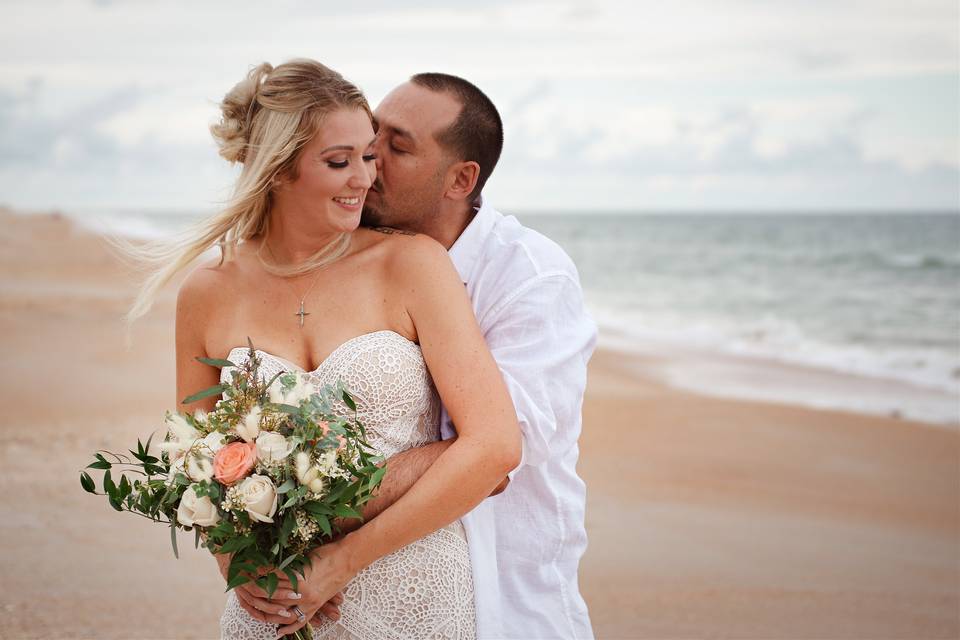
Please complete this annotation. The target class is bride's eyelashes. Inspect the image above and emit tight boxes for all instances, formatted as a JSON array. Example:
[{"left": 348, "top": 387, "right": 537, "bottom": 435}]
[{"left": 327, "top": 154, "right": 377, "bottom": 169}]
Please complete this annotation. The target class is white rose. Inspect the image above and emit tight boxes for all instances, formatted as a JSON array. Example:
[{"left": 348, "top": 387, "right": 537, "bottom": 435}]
[
  {"left": 177, "top": 485, "right": 221, "bottom": 527},
  {"left": 158, "top": 413, "right": 200, "bottom": 461},
  {"left": 200, "top": 431, "right": 227, "bottom": 455},
  {"left": 235, "top": 406, "right": 261, "bottom": 443},
  {"left": 236, "top": 474, "right": 278, "bottom": 523},
  {"left": 255, "top": 432, "right": 294, "bottom": 464},
  {"left": 185, "top": 449, "right": 215, "bottom": 482}
]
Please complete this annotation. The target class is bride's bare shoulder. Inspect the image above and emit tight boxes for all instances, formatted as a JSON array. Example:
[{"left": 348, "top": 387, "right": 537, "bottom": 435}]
[
  {"left": 359, "top": 225, "right": 447, "bottom": 261},
  {"left": 176, "top": 241, "right": 257, "bottom": 311},
  {"left": 357, "top": 226, "right": 457, "bottom": 291}
]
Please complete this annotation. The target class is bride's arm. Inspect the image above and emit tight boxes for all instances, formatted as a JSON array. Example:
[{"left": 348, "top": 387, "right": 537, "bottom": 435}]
[
  {"left": 331, "top": 438, "right": 508, "bottom": 535},
  {"left": 290, "top": 235, "right": 521, "bottom": 598},
  {"left": 175, "top": 264, "right": 221, "bottom": 413}
]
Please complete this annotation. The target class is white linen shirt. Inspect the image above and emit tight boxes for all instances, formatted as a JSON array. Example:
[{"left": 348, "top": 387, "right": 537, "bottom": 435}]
[{"left": 441, "top": 199, "right": 597, "bottom": 639}]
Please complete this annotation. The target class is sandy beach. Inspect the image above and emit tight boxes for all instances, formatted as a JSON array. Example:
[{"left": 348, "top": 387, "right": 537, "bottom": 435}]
[{"left": 0, "top": 209, "right": 956, "bottom": 639}]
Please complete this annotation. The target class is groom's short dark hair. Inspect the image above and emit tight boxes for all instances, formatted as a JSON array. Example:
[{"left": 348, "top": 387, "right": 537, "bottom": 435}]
[{"left": 410, "top": 72, "right": 503, "bottom": 202}]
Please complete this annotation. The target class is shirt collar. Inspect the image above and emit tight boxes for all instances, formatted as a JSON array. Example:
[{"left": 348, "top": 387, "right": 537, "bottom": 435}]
[{"left": 448, "top": 196, "right": 499, "bottom": 283}]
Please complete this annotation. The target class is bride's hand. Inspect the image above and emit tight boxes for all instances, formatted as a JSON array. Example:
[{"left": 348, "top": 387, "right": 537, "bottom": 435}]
[
  {"left": 213, "top": 551, "right": 308, "bottom": 625},
  {"left": 274, "top": 538, "right": 358, "bottom": 636}
]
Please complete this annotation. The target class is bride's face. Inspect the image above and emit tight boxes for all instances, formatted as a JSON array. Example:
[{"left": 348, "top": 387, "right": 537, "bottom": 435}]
[{"left": 274, "top": 107, "right": 377, "bottom": 233}]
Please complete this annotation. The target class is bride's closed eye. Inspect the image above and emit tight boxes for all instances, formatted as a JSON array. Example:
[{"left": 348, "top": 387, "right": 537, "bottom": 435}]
[{"left": 328, "top": 154, "right": 377, "bottom": 169}]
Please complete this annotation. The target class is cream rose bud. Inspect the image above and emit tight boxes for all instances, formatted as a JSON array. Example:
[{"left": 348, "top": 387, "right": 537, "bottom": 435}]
[
  {"left": 236, "top": 474, "right": 278, "bottom": 523},
  {"left": 255, "top": 432, "right": 294, "bottom": 463},
  {"left": 200, "top": 431, "right": 227, "bottom": 455},
  {"left": 177, "top": 485, "right": 220, "bottom": 527},
  {"left": 235, "top": 406, "right": 262, "bottom": 443}
]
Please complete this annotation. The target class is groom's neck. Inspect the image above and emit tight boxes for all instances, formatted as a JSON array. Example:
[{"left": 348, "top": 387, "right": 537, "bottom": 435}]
[{"left": 429, "top": 200, "right": 476, "bottom": 250}]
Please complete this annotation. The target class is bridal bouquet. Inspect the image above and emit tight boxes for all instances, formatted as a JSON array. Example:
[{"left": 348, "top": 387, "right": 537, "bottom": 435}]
[{"left": 80, "top": 341, "right": 384, "bottom": 636}]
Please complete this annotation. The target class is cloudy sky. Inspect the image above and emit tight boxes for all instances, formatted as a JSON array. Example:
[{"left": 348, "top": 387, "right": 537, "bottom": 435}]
[{"left": 2, "top": 0, "right": 958, "bottom": 213}]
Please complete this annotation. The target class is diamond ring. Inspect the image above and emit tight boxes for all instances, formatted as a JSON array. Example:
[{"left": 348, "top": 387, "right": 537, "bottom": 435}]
[{"left": 292, "top": 605, "right": 306, "bottom": 623}]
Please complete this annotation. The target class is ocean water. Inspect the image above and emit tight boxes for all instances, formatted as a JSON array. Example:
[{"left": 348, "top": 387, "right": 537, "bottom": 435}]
[
  {"left": 73, "top": 209, "right": 960, "bottom": 424},
  {"left": 520, "top": 212, "right": 960, "bottom": 423}
]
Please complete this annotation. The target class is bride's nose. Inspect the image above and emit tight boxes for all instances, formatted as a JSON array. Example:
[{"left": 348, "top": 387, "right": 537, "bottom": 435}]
[{"left": 348, "top": 159, "right": 374, "bottom": 190}]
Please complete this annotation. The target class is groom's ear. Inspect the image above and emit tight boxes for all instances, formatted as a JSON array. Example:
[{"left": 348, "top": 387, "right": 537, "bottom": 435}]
[{"left": 443, "top": 160, "right": 480, "bottom": 202}]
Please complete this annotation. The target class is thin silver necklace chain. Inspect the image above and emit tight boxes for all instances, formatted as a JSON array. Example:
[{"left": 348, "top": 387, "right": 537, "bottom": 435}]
[{"left": 262, "top": 240, "right": 332, "bottom": 328}]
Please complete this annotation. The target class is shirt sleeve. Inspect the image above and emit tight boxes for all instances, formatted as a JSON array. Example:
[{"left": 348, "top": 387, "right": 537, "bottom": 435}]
[{"left": 479, "top": 272, "right": 597, "bottom": 477}]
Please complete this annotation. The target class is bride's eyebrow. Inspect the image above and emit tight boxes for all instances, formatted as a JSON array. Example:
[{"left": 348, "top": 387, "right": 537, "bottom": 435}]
[{"left": 320, "top": 144, "right": 355, "bottom": 153}]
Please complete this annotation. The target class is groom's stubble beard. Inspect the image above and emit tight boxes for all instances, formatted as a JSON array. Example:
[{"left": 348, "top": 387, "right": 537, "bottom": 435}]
[{"left": 361, "top": 170, "right": 446, "bottom": 235}]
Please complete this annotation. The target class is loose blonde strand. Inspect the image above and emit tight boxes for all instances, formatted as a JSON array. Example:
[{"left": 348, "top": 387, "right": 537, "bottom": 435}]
[{"left": 121, "top": 59, "right": 372, "bottom": 326}]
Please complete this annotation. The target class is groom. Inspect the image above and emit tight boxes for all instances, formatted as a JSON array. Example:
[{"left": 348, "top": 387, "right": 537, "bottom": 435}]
[
  {"left": 358, "top": 73, "right": 597, "bottom": 639},
  {"left": 235, "top": 73, "right": 596, "bottom": 639}
]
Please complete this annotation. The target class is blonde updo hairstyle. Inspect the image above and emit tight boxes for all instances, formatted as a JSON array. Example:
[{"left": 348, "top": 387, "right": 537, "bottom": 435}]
[{"left": 125, "top": 59, "right": 372, "bottom": 323}]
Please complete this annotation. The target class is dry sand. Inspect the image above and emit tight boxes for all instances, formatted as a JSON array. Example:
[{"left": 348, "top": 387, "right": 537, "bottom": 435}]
[{"left": 0, "top": 210, "right": 957, "bottom": 639}]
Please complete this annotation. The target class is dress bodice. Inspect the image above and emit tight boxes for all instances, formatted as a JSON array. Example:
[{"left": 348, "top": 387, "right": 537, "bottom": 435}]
[{"left": 222, "top": 330, "right": 441, "bottom": 458}]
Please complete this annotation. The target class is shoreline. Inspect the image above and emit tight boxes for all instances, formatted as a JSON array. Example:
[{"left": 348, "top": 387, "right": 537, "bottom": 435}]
[
  {"left": 597, "top": 332, "right": 960, "bottom": 429},
  {"left": 16, "top": 206, "right": 960, "bottom": 429}
]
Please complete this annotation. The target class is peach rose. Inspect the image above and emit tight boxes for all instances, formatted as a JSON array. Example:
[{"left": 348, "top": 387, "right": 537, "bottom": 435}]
[{"left": 213, "top": 441, "right": 257, "bottom": 486}]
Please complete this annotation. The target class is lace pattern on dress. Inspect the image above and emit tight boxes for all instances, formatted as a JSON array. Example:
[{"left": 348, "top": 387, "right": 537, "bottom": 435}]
[{"left": 218, "top": 331, "right": 475, "bottom": 640}]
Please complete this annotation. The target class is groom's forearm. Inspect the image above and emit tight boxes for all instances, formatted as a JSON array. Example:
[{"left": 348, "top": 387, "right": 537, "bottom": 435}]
[{"left": 334, "top": 438, "right": 508, "bottom": 535}]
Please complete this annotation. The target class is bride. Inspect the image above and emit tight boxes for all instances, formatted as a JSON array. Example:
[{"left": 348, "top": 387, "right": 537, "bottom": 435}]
[{"left": 125, "top": 59, "right": 521, "bottom": 639}]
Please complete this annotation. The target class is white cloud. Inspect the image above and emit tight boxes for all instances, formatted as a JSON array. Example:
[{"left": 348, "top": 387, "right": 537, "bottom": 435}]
[{"left": 0, "top": 0, "right": 957, "bottom": 211}]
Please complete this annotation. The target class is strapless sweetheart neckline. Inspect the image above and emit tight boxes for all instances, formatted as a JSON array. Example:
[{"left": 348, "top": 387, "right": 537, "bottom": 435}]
[{"left": 225, "top": 329, "right": 418, "bottom": 374}]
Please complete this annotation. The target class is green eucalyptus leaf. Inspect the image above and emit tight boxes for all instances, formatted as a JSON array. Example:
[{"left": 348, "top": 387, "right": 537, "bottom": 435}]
[
  {"left": 333, "top": 504, "right": 362, "bottom": 519},
  {"left": 279, "top": 512, "right": 296, "bottom": 547},
  {"left": 265, "top": 573, "right": 279, "bottom": 599},
  {"left": 369, "top": 464, "right": 387, "bottom": 488},
  {"left": 277, "top": 554, "right": 297, "bottom": 571},
  {"left": 281, "top": 567, "right": 299, "bottom": 593},
  {"left": 170, "top": 523, "right": 180, "bottom": 559},
  {"left": 181, "top": 384, "right": 229, "bottom": 405},
  {"left": 312, "top": 514, "right": 332, "bottom": 537},
  {"left": 196, "top": 357, "right": 237, "bottom": 369},
  {"left": 103, "top": 470, "right": 116, "bottom": 496},
  {"left": 225, "top": 573, "right": 252, "bottom": 591},
  {"left": 80, "top": 471, "right": 96, "bottom": 493}
]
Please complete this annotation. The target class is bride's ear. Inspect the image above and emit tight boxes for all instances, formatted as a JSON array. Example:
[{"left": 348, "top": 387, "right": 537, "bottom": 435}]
[{"left": 444, "top": 161, "right": 480, "bottom": 202}]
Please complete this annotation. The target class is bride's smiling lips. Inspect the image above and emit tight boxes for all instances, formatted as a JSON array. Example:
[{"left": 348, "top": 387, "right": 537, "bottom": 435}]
[{"left": 332, "top": 194, "right": 365, "bottom": 212}]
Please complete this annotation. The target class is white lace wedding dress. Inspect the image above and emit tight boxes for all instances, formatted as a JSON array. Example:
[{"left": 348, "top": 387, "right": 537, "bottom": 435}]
[{"left": 218, "top": 331, "right": 476, "bottom": 639}]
